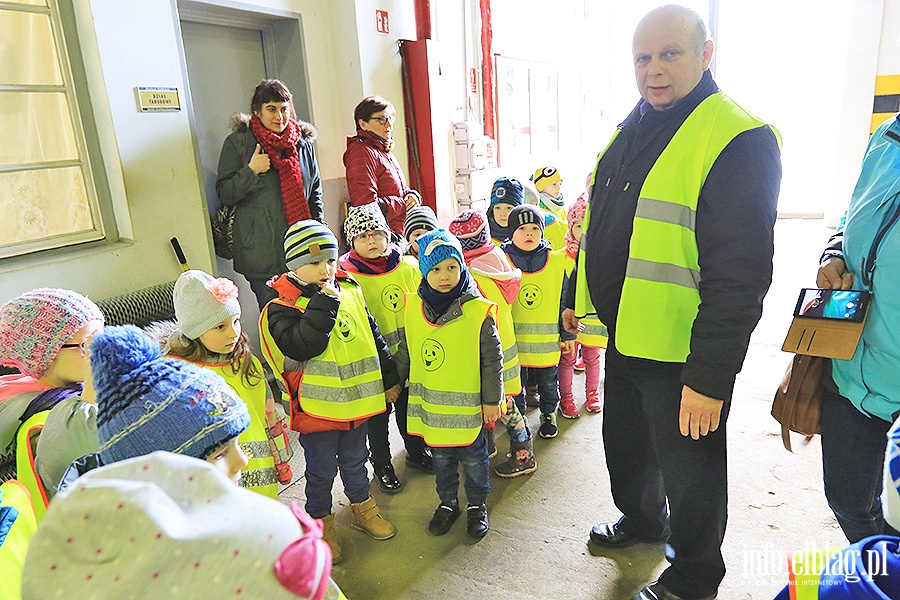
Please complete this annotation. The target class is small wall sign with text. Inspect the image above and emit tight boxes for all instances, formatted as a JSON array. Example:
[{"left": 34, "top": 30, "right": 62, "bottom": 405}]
[
  {"left": 137, "top": 87, "right": 181, "bottom": 112},
  {"left": 375, "top": 10, "right": 389, "bottom": 34}
]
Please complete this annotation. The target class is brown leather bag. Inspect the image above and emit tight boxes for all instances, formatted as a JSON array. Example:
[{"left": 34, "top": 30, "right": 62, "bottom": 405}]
[{"left": 771, "top": 354, "right": 826, "bottom": 452}]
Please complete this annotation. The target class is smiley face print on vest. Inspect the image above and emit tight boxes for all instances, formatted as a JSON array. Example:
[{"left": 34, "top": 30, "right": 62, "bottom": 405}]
[
  {"left": 518, "top": 284, "right": 544, "bottom": 310},
  {"left": 421, "top": 338, "right": 445, "bottom": 372},
  {"left": 381, "top": 284, "right": 404, "bottom": 313},
  {"left": 336, "top": 313, "right": 358, "bottom": 342}
]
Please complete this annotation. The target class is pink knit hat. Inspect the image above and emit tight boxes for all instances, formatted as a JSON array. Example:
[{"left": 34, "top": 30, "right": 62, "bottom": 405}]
[{"left": 0, "top": 288, "right": 104, "bottom": 378}]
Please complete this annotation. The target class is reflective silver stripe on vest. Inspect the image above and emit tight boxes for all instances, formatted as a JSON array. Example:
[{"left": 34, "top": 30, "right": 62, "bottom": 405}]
[
  {"left": 382, "top": 329, "right": 401, "bottom": 349},
  {"left": 625, "top": 258, "right": 701, "bottom": 290},
  {"left": 503, "top": 343, "right": 519, "bottom": 363},
  {"left": 503, "top": 363, "right": 521, "bottom": 382},
  {"left": 407, "top": 403, "right": 482, "bottom": 429},
  {"left": 517, "top": 340, "right": 561, "bottom": 355},
  {"left": 514, "top": 322, "right": 559, "bottom": 335},
  {"left": 581, "top": 318, "right": 609, "bottom": 338},
  {"left": 305, "top": 356, "right": 382, "bottom": 380},
  {"left": 241, "top": 467, "right": 279, "bottom": 489},
  {"left": 239, "top": 440, "right": 272, "bottom": 459},
  {"left": 302, "top": 380, "right": 384, "bottom": 403},
  {"left": 408, "top": 382, "right": 481, "bottom": 407},
  {"left": 635, "top": 197, "right": 696, "bottom": 231},
  {"left": 284, "top": 356, "right": 307, "bottom": 373}
]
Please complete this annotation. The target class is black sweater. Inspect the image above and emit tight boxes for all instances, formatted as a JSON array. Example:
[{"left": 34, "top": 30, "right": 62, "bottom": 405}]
[{"left": 567, "top": 71, "right": 782, "bottom": 400}]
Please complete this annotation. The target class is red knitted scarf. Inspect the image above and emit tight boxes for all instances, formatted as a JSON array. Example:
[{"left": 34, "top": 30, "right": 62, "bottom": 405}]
[{"left": 251, "top": 115, "right": 310, "bottom": 225}]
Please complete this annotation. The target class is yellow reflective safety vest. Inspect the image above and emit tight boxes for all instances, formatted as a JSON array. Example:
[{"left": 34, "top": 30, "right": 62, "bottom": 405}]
[
  {"left": 0, "top": 479, "right": 38, "bottom": 600},
  {"left": 15, "top": 411, "right": 50, "bottom": 523},
  {"left": 471, "top": 270, "right": 522, "bottom": 396},
  {"left": 259, "top": 281, "right": 386, "bottom": 423},
  {"left": 195, "top": 359, "right": 278, "bottom": 498},
  {"left": 576, "top": 92, "right": 780, "bottom": 362},
  {"left": 543, "top": 214, "right": 568, "bottom": 251},
  {"left": 404, "top": 294, "right": 497, "bottom": 447},
  {"left": 348, "top": 259, "right": 420, "bottom": 355},
  {"left": 512, "top": 248, "right": 566, "bottom": 368},
  {"left": 564, "top": 254, "right": 608, "bottom": 349}
]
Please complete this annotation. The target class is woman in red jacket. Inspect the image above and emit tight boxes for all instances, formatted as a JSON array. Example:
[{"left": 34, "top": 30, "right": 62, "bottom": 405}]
[{"left": 343, "top": 96, "right": 420, "bottom": 238}]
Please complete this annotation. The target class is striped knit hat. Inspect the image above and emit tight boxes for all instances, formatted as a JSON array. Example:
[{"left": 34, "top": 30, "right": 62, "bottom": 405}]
[
  {"left": 92, "top": 325, "right": 250, "bottom": 465},
  {"left": 404, "top": 206, "right": 439, "bottom": 242},
  {"left": 448, "top": 210, "right": 490, "bottom": 253},
  {"left": 284, "top": 220, "right": 339, "bottom": 271},
  {"left": 489, "top": 178, "right": 524, "bottom": 208},
  {"left": 343, "top": 203, "right": 390, "bottom": 243},
  {"left": 507, "top": 204, "right": 546, "bottom": 239},
  {"left": 0, "top": 288, "right": 104, "bottom": 378}
]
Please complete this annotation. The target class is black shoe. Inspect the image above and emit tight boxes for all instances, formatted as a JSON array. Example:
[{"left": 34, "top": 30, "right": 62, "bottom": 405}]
[
  {"left": 428, "top": 502, "right": 460, "bottom": 535},
  {"left": 589, "top": 521, "right": 668, "bottom": 548},
  {"left": 372, "top": 460, "right": 402, "bottom": 494},
  {"left": 466, "top": 504, "right": 489, "bottom": 538},
  {"left": 405, "top": 448, "right": 434, "bottom": 472},
  {"left": 632, "top": 581, "right": 717, "bottom": 600}
]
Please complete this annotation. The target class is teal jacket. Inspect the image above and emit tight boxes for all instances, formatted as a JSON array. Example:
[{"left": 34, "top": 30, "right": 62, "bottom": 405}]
[{"left": 830, "top": 115, "right": 900, "bottom": 423}]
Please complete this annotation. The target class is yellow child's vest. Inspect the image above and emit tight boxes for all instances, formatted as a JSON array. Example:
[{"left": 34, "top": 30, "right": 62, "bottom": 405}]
[
  {"left": 15, "top": 411, "right": 49, "bottom": 523},
  {"left": 564, "top": 254, "right": 608, "bottom": 349},
  {"left": 542, "top": 214, "right": 568, "bottom": 251},
  {"left": 349, "top": 260, "right": 420, "bottom": 355},
  {"left": 0, "top": 479, "right": 38, "bottom": 600},
  {"left": 576, "top": 92, "right": 780, "bottom": 362},
  {"left": 404, "top": 294, "right": 497, "bottom": 447},
  {"left": 206, "top": 359, "right": 278, "bottom": 498},
  {"left": 511, "top": 248, "right": 566, "bottom": 368},
  {"left": 471, "top": 271, "right": 522, "bottom": 396},
  {"left": 259, "top": 282, "right": 386, "bottom": 422}
]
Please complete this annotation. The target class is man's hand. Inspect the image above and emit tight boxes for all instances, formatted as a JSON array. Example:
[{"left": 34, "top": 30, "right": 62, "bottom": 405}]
[
  {"left": 404, "top": 193, "right": 420, "bottom": 211},
  {"left": 816, "top": 257, "right": 854, "bottom": 290},
  {"left": 482, "top": 403, "right": 501, "bottom": 425},
  {"left": 248, "top": 144, "right": 271, "bottom": 174},
  {"left": 678, "top": 385, "right": 724, "bottom": 440},
  {"left": 562, "top": 308, "right": 583, "bottom": 335},
  {"left": 561, "top": 339, "right": 576, "bottom": 356},
  {"left": 385, "top": 384, "right": 402, "bottom": 404}
]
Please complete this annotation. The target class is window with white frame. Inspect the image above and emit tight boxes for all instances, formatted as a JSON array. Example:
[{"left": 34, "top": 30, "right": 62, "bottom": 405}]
[{"left": 0, "top": 0, "right": 105, "bottom": 259}]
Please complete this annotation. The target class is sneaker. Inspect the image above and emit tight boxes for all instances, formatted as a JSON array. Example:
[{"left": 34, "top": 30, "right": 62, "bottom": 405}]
[
  {"left": 405, "top": 448, "right": 434, "bottom": 472},
  {"left": 466, "top": 504, "right": 489, "bottom": 538},
  {"left": 372, "top": 460, "right": 402, "bottom": 494},
  {"left": 486, "top": 427, "right": 497, "bottom": 459},
  {"left": 350, "top": 495, "right": 396, "bottom": 540},
  {"left": 494, "top": 439, "right": 537, "bottom": 478},
  {"left": 585, "top": 390, "right": 603, "bottom": 413},
  {"left": 538, "top": 412, "right": 558, "bottom": 439},
  {"left": 558, "top": 393, "right": 580, "bottom": 419},
  {"left": 524, "top": 385, "right": 540, "bottom": 407},
  {"left": 574, "top": 354, "right": 586, "bottom": 373},
  {"left": 428, "top": 502, "right": 460, "bottom": 535}
]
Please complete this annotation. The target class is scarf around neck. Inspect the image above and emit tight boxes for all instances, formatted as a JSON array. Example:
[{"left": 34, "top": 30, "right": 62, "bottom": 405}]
[
  {"left": 250, "top": 114, "right": 311, "bottom": 225},
  {"left": 339, "top": 247, "right": 401, "bottom": 275},
  {"left": 502, "top": 238, "right": 551, "bottom": 273},
  {"left": 488, "top": 211, "right": 508, "bottom": 244},
  {"left": 419, "top": 268, "right": 470, "bottom": 318}
]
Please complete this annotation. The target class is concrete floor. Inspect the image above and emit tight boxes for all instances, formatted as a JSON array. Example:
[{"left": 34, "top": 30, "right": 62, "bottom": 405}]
[{"left": 277, "top": 218, "right": 848, "bottom": 600}]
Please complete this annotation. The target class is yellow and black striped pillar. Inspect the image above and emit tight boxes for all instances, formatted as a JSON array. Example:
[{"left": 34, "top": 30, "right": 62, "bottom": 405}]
[{"left": 872, "top": 74, "right": 900, "bottom": 133}]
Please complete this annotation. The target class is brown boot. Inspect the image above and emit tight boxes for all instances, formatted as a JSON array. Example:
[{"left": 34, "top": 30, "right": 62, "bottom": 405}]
[
  {"left": 321, "top": 514, "right": 342, "bottom": 564},
  {"left": 350, "top": 496, "right": 396, "bottom": 540}
]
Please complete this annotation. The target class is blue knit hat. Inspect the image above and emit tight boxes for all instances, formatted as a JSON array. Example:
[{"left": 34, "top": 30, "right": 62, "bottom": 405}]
[
  {"left": 284, "top": 220, "right": 339, "bottom": 271},
  {"left": 507, "top": 204, "right": 546, "bottom": 240},
  {"left": 92, "top": 325, "right": 250, "bottom": 465},
  {"left": 489, "top": 177, "right": 524, "bottom": 208},
  {"left": 416, "top": 229, "right": 465, "bottom": 277}
]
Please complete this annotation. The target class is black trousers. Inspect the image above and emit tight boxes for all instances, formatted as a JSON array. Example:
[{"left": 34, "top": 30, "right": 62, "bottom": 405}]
[
  {"left": 603, "top": 344, "right": 730, "bottom": 599},
  {"left": 367, "top": 386, "right": 425, "bottom": 463}
]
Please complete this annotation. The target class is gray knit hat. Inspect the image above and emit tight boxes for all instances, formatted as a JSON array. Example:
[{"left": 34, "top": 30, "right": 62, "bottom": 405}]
[
  {"left": 284, "top": 220, "right": 339, "bottom": 271},
  {"left": 343, "top": 203, "right": 390, "bottom": 243},
  {"left": 173, "top": 270, "right": 241, "bottom": 340}
]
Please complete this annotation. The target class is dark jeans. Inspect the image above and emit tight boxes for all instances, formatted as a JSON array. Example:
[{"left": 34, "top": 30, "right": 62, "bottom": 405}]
[
  {"left": 523, "top": 365, "right": 560, "bottom": 415},
  {"left": 298, "top": 424, "right": 370, "bottom": 519},
  {"left": 367, "top": 387, "right": 425, "bottom": 464},
  {"left": 603, "top": 344, "right": 729, "bottom": 599},
  {"left": 432, "top": 429, "right": 490, "bottom": 507},
  {"left": 821, "top": 386, "right": 900, "bottom": 542},
  {"left": 247, "top": 277, "right": 278, "bottom": 310}
]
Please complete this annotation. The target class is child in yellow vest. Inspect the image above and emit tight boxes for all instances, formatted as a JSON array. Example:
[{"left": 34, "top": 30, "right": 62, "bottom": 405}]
[
  {"left": 392, "top": 229, "right": 503, "bottom": 537},
  {"left": 487, "top": 177, "right": 523, "bottom": 246},
  {"left": 404, "top": 205, "right": 439, "bottom": 259},
  {"left": 166, "top": 269, "right": 292, "bottom": 498},
  {"left": 503, "top": 205, "right": 577, "bottom": 439},
  {"left": 259, "top": 219, "right": 401, "bottom": 563},
  {"left": 448, "top": 210, "right": 537, "bottom": 478},
  {"left": 339, "top": 203, "right": 433, "bottom": 495},
  {"left": 523, "top": 175, "right": 568, "bottom": 251},
  {"left": 532, "top": 166, "right": 567, "bottom": 221}
]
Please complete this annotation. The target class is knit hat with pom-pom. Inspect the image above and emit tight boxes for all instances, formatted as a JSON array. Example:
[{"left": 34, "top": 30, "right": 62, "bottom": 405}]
[
  {"left": 173, "top": 270, "right": 241, "bottom": 340},
  {"left": 91, "top": 325, "right": 250, "bottom": 465}
]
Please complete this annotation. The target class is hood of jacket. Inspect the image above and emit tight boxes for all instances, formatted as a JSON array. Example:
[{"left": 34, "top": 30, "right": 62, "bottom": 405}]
[
  {"left": 229, "top": 112, "right": 318, "bottom": 142},
  {"left": 467, "top": 248, "right": 522, "bottom": 305}
]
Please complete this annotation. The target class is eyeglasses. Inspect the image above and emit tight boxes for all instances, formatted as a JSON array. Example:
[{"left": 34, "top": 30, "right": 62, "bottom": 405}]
[
  {"left": 356, "top": 231, "right": 386, "bottom": 242},
  {"left": 369, "top": 115, "right": 395, "bottom": 125},
  {"left": 59, "top": 340, "right": 90, "bottom": 355}
]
